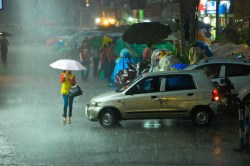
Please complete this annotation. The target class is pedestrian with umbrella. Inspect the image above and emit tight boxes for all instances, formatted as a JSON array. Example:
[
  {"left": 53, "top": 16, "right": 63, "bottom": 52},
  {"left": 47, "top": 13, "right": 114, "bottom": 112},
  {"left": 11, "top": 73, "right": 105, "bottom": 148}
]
[
  {"left": 50, "top": 59, "right": 85, "bottom": 124},
  {"left": 60, "top": 70, "right": 76, "bottom": 123}
]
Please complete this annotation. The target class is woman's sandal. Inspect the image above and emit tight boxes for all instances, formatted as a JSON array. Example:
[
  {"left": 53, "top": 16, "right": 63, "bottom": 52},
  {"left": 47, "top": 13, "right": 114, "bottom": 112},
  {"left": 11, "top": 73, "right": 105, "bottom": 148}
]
[{"left": 62, "top": 119, "right": 66, "bottom": 124}]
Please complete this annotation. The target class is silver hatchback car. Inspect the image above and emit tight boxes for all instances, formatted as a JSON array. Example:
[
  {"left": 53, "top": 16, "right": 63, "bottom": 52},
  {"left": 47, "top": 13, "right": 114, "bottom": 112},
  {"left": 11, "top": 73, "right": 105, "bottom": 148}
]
[
  {"left": 85, "top": 70, "right": 219, "bottom": 128},
  {"left": 185, "top": 57, "right": 250, "bottom": 104}
]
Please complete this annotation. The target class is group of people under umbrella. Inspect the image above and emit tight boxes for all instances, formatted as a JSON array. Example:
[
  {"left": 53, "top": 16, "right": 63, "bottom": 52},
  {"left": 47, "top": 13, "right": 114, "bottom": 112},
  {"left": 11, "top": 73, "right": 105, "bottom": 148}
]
[{"left": 51, "top": 22, "right": 193, "bottom": 85}]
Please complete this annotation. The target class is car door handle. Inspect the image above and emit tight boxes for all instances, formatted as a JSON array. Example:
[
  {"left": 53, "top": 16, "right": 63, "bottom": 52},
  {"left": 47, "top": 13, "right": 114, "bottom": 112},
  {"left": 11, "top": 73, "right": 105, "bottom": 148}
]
[
  {"left": 151, "top": 96, "right": 158, "bottom": 100},
  {"left": 187, "top": 93, "right": 194, "bottom": 96}
]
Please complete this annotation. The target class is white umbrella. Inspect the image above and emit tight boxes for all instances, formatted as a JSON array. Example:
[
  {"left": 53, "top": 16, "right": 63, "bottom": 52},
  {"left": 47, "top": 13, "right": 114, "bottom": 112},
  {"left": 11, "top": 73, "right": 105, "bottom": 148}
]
[{"left": 50, "top": 59, "right": 86, "bottom": 71}]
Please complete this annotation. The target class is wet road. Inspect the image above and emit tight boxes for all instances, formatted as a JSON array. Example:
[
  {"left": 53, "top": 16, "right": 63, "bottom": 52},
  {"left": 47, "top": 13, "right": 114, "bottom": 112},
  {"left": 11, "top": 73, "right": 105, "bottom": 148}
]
[{"left": 0, "top": 41, "right": 250, "bottom": 165}]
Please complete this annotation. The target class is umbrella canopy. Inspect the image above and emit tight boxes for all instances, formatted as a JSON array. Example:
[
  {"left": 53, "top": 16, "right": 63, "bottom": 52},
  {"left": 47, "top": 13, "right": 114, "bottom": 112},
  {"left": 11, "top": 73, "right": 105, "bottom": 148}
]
[
  {"left": 122, "top": 22, "right": 172, "bottom": 44},
  {"left": 50, "top": 59, "right": 86, "bottom": 71},
  {"left": 88, "top": 34, "right": 113, "bottom": 49}
]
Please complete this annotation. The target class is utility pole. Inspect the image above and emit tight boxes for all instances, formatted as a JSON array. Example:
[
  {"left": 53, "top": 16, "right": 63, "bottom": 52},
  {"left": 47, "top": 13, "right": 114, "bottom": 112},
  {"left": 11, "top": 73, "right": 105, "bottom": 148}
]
[
  {"left": 178, "top": 0, "right": 185, "bottom": 56},
  {"left": 247, "top": 0, "right": 250, "bottom": 46},
  {"left": 170, "top": 0, "right": 184, "bottom": 56},
  {"left": 216, "top": 0, "right": 220, "bottom": 39}
]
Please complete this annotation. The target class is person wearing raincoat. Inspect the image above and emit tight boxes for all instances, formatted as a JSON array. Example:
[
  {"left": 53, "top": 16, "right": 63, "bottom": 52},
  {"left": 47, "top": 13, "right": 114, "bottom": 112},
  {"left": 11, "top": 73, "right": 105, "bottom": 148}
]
[
  {"left": 60, "top": 70, "right": 76, "bottom": 124},
  {"left": 111, "top": 48, "right": 132, "bottom": 83},
  {"left": 157, "top": 52, "right": 180, "bottom": 71},
  {"left": 149, "top": 49, "right": 164, "bottom": 72}
]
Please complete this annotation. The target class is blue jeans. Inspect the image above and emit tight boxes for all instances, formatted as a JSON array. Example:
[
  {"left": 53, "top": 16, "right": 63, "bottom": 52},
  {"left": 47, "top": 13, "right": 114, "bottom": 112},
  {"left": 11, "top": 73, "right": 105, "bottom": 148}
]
[{"left": 62, "top": 94, "right": 74, "bottom": 117}]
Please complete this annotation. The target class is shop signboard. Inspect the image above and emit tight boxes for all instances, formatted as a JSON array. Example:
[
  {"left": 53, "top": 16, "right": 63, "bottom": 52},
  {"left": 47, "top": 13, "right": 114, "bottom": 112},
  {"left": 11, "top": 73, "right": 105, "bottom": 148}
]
[
  {"left": 206, "top": 0, "right": 231, "bottom": 15},
  {"left": 219, "top": 1, "right": 231, "bottom": 14},
  {"left": 206, "top": 1, "right": 216, "bottom": 14}
]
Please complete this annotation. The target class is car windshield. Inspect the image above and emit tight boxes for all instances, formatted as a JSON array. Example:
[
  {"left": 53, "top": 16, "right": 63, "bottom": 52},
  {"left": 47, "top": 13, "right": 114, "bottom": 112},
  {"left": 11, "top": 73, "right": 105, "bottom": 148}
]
[{"left": 116, "top": 75, "right": 143, "bottom": 92}]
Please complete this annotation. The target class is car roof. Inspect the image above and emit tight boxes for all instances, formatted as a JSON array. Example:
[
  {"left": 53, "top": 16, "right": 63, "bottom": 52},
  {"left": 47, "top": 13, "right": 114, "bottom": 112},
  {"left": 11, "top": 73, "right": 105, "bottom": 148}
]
[
  {"left": 196, "top": 57, "right": 250, "bottom": 65},
  {"left": 185, "top": 57, "right": 250, "bottom": 70},
  {"left": 142, "top": 70, "right": 203, "bottom": 77}
]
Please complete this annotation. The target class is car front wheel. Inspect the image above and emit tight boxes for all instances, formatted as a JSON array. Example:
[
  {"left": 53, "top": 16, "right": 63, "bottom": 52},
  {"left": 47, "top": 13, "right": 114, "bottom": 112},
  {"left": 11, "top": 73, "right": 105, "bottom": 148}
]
[
  {"left": 99, "top": 109, "right": 118, "bottom": 128},
  {"left": 192, "top": 108, "right": 211, "bottom": 127}
]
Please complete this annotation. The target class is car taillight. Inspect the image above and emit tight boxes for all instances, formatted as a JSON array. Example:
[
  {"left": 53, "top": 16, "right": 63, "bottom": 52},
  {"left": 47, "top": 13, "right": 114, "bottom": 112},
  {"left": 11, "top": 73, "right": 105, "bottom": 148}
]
[{"left": 212, "top": 88, "right": 219, "bottom": 101}]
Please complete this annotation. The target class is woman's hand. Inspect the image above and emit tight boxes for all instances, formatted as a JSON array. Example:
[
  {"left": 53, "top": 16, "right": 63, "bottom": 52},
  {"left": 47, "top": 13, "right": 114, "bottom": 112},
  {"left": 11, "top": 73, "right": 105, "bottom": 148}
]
[{"left": 65, "top": 74, "right": 70, "bottom": 79}]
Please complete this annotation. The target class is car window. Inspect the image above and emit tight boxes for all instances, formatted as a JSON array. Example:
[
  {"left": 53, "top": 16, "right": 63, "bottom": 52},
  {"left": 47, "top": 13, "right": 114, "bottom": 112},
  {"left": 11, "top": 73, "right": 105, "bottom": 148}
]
[
  {"left": 119, "top": 75, "right": 143, "bottom": 92},
  {"left": 165, "top": 74, "right": 196, "bottom": 91},
  {"left": 225, "top": 64, "right": 250, "bottom": 77},
  {"left": 195, "top": 64, "right": 221, "bottom": 79},
  {"left": 133, "top": 76, "right": 162, "bottom": 94}
]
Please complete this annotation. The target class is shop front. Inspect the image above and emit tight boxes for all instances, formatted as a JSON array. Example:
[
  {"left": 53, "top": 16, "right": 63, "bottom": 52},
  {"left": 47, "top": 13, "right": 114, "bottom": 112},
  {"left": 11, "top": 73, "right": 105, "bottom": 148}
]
[{"left": 198, "top": 0, "right": 232, "bottom": 39}]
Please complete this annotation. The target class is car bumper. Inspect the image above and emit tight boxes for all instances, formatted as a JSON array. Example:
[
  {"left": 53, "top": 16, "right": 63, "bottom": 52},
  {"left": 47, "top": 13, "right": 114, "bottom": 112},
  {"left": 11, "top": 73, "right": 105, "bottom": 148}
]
[
  {"left": 209, "top": 102, "right": 219, "bottom": 115},
  {"left": 85, "top": 104, "right": 102, "bottom": 121}
]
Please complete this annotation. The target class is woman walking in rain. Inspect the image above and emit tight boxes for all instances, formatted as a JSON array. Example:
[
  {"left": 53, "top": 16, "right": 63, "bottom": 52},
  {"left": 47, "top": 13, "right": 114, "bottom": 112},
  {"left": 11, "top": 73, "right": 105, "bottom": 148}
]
[
  {"left": 60, "top": 70, "right": 76, "bottom": 124},
  {"left": 0, "top": 34, "right": 9, "bottom": 66}
]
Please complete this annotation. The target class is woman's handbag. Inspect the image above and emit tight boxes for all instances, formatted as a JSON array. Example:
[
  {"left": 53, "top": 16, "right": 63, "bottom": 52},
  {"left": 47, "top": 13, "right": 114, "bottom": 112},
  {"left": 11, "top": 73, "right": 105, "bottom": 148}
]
[{"left": 69, "top": 85, "right": 82, "bottom": 97}]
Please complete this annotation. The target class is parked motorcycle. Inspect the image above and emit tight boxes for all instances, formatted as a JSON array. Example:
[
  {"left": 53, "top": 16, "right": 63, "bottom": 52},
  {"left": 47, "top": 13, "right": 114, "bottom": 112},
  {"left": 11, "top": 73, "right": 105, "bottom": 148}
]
[
  {"left": 114, "top": 62, "right": 137, "bottom": 89},
  {"left": 213, "top": 77, "right": 239, "bottom": 117},
  {"left": 114, "top": 62, "right": 150, "bottom": 89}
]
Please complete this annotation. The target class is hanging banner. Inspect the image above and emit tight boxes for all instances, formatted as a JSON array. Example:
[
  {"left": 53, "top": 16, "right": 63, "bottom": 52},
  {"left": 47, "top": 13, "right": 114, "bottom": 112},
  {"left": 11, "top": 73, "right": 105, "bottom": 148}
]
[{"left": 198, "top": 0, "right": 207, "bottom": 11}]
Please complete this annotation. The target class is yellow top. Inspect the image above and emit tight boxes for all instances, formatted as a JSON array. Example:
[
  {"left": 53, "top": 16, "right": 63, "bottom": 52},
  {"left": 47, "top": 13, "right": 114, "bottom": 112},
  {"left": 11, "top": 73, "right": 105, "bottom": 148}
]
[{"left": 60, "top": 72, "right": 76, "bottom": 95}]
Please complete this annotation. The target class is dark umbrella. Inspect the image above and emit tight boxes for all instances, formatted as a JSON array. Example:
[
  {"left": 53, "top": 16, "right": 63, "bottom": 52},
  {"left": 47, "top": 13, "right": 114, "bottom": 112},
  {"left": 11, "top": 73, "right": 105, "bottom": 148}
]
[{"left": 122, "top": 22, "right": 172, "bottom": 44}]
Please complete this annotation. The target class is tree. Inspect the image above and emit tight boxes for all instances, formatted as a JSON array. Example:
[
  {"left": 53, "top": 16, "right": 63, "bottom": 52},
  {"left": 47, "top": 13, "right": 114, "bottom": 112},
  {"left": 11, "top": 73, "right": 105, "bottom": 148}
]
[
  {"left": 231, "top": 0, "right": 249, "bottom": 19},
  {"left": 175, "top": 0, "right": 199, "bottom": 56}
]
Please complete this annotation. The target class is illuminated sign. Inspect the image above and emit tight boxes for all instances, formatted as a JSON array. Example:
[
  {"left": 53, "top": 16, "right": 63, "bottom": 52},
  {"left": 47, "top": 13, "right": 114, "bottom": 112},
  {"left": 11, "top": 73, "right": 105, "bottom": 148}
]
[
  {"left": 206, "top": 1, "right": 216, "bottom": 14},
  {"left": 206, "top": 0, "right": 230, "bottom": 14},
  {"left": 198, "top": 0, "right": 207, "bottom": 11}
]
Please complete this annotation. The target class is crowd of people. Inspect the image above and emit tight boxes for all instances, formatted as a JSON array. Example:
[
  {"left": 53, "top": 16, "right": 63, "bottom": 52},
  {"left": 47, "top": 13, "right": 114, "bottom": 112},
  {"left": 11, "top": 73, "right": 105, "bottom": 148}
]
[{"left": 79, "top": 37, "right": 117, "bottom": 85}]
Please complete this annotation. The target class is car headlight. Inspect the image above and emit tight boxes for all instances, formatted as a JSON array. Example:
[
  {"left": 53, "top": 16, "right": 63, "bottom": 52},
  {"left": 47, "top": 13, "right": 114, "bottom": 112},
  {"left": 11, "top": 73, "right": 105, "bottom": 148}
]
[{"left": 90, "top": 101, "right": 99, "bottom": 107}]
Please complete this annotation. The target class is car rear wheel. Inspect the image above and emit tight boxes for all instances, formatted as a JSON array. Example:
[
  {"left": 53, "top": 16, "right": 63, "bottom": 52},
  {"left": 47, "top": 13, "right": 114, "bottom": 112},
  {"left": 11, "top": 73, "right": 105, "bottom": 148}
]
[
  {"left": 99, "top": 108, "right": 118, "bottom": 128},
  {"left": 192, "top": 108, "right": 211, "bottom": 127}
]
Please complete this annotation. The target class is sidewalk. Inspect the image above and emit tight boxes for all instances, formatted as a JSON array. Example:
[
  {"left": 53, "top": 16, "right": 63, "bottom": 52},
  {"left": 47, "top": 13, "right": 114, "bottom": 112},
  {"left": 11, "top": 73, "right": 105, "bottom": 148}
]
[{"left": 0, "top": 122, "right": 28, "bottom": 166}]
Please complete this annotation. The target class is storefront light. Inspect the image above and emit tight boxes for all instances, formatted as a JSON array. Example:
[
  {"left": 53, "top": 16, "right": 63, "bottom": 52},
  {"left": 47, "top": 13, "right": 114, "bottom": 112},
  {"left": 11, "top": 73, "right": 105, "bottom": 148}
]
[
  {"left": 143, "top": 19, "right": 151, "bottom": 22},
  {"left": 103, "top": 19, "right": 109, "bottom": 25},
  {"left": 204, "top": 17, "right": 210, "bottom": 24},
  {"left": 128, "top": 17, "right": 133, "bottom": 22},
  {"left": 86, "top": 0, "right": 89, "bottom": 7},
  {"left": 95, "top": 18, "right": 101, "bottom": 24},
  {"left": 109, "top": 18, "right": 115, "bottom": 24}
]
